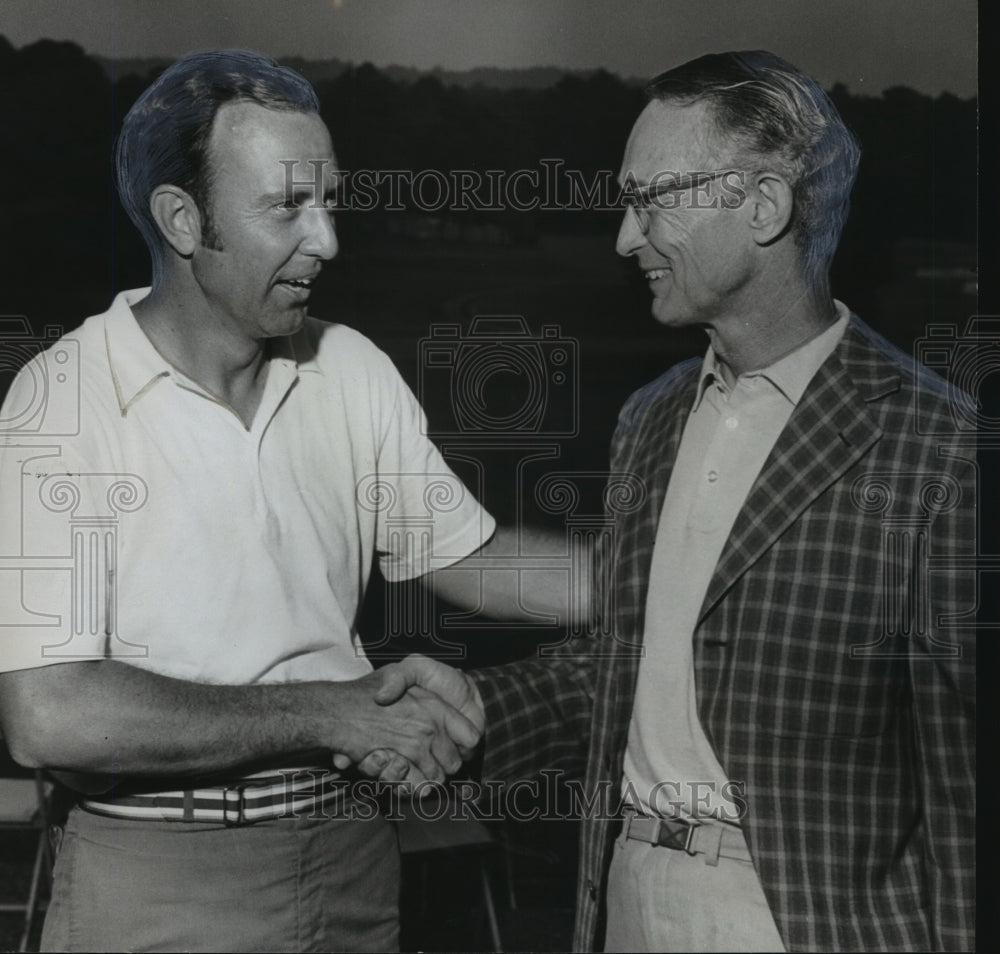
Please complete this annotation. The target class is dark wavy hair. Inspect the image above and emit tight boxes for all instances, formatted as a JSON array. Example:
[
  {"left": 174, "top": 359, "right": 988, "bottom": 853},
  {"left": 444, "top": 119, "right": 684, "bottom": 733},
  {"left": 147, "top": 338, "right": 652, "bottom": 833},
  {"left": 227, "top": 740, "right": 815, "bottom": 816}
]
[
  {"left": 115, "top": 49, "right": 319, "bottom": 281},
  {"left": 646, "top": 51, "right": 860, "bottom": 281}
]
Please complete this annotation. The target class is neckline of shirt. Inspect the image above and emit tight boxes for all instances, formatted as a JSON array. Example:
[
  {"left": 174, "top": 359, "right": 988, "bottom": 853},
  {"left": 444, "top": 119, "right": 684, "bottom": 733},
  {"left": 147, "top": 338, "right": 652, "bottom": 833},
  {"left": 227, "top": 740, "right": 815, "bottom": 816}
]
[
  {"left": 103, "top": 288, "right": 313, "bottom": 421},
  {"left": 694, "top": 301, "right": 851, "bottom": 410}
]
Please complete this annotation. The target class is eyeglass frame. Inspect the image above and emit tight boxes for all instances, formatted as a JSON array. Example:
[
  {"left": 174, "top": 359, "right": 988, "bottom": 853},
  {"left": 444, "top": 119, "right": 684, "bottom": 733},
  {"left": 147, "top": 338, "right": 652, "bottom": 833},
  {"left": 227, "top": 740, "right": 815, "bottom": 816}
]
[{"left": 621, "top": 170, "right": 746, "bottom": 233}]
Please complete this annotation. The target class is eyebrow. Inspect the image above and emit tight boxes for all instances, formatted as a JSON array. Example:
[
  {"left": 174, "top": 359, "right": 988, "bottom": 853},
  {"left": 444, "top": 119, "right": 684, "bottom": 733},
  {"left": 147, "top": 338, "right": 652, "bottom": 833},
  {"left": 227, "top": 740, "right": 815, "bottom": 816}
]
[
  {"left": 617, "top": 175, "right": 652, "bottom": 204},
  {"left": 260, "top": 185, "right": 340, "bottom": 206},
  {"left": 618, "top": 171, "right": 645, "bottom": 189}
]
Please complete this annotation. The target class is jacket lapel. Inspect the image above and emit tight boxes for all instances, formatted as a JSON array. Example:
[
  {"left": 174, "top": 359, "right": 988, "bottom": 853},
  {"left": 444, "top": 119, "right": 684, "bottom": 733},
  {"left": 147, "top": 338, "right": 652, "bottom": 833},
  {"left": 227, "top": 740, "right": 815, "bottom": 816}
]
[
  {"left": 606, "top": 366, "right": 700, "bottom": 740},
  {"left": 697, "top": 319, "right": 896, "bottom": 631}
]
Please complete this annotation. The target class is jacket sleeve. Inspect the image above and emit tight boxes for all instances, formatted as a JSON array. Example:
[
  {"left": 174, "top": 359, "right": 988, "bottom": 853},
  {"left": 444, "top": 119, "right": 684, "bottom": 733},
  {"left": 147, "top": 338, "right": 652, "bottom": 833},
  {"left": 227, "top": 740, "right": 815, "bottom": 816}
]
[
  {"left": 470, "top": 651, "right": 597, "bottom": 785},
  {"left": 908, "top": 452, "right": 976, "bottom": 950}
]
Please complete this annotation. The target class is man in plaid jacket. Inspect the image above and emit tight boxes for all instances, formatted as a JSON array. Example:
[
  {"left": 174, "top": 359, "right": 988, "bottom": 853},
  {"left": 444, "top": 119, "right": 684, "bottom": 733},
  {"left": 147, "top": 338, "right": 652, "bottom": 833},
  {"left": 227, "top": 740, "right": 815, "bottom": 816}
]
[{"left": 378, "top": 51, "right": 976, "bottom": 951}]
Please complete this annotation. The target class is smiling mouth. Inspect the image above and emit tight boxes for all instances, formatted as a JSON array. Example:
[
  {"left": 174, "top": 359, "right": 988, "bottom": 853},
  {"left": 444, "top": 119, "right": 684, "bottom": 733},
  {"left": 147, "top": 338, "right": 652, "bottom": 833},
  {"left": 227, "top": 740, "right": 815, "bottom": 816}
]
[
  {"left": 277, "top": 277, "right": 315, "bottom": 290},
  {"left": 644, "top": 268, "right": 670, "bottom": 281}
]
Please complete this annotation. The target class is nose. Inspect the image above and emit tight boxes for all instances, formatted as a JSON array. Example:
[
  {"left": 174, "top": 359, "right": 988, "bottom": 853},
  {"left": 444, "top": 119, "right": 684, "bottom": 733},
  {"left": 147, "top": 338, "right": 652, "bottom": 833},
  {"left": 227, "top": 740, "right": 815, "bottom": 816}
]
[
  {"left": 615, "top": 206, "right": 646, "bottom": 258},
  {"left": 300, "top": 207, "right": 339, "bottom": 260}
]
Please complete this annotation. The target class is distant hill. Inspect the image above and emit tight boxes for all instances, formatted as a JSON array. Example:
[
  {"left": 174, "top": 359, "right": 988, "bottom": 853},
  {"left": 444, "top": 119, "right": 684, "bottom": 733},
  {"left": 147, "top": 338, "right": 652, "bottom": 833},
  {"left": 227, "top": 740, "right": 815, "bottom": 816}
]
[
  {"left": 378, "top": 63, "right": 638, "bottom": 90},
  {"left": 92, "top": 54, "right": 640, "bottom": 89},
  {"left": 93, "top": 55, "right": 172, "bottom": 80}
]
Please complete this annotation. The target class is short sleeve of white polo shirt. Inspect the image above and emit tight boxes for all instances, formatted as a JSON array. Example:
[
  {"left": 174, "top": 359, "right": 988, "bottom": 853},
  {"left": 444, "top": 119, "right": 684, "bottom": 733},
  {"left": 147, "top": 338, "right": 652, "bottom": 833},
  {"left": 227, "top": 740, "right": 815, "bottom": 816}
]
[
  {"left": 332, "top": 325, "right": 496, "bottom": 581},
  {"left": 0, "top": 342, "right": 113, "bottom": 673}
]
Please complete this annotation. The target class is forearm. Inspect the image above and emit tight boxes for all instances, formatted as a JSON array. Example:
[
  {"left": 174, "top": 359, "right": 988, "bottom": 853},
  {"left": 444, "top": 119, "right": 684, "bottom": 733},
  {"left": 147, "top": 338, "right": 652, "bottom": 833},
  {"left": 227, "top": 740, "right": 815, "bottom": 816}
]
[
  {"left": 0, "top": 658, "right": 479, "bottom": 785},
  {"left": 430, "top": 523, "right": 593, "bottom": 624},
  {"left": 0, "top": 660, "right": 335, "bottom": 777}
]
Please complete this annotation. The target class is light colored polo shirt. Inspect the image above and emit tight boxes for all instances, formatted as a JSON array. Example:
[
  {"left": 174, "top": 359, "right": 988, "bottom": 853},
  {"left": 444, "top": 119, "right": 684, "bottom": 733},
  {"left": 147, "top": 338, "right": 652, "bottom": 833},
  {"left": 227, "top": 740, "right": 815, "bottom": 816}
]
[
  {"left": 0, "top": 289, "right": 494, "bottom": 683},
  {"left": 622, "top": 303, "right": 850, "bottom": 821}
]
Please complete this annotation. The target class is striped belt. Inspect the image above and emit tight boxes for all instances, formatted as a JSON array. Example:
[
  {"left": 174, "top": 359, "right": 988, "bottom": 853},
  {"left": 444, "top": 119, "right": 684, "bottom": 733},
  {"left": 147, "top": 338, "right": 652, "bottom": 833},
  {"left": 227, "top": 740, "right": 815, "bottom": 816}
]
[
  {"left": 80, "top": 769, "right": 348, "bottom": 826},
  {"left": 623, "top": 811, "right": 752, "bottom": 866}
]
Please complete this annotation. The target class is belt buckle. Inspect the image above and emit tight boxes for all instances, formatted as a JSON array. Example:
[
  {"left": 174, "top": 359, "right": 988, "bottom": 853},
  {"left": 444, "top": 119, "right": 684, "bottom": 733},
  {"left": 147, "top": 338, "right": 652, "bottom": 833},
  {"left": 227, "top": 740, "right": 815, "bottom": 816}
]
[
  {"left": 222, "top": 783, "right": 247, "bottom": 827},
  {"left": 657, "top": 818, "right": 699, "bottom": 855}
]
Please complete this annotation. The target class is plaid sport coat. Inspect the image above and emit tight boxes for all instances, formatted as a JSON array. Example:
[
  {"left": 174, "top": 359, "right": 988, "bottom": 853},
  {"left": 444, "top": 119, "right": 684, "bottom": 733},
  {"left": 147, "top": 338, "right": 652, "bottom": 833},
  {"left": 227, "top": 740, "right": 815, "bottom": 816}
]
[{"left": 473, "top": 314, "right": 976, "bottom": 952}]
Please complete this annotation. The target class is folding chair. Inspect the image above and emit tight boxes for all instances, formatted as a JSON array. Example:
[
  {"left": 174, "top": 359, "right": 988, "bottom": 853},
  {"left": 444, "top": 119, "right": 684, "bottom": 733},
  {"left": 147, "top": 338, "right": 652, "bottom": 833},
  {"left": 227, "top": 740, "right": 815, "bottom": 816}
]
[{"left": 0, "top": 769, "right": 54, "bottom": 953}]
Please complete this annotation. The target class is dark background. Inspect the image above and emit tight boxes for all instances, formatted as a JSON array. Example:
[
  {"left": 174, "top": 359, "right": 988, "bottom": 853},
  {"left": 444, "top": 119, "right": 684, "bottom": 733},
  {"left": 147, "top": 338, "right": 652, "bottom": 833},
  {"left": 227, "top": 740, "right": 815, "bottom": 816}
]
[{"left": 0, "top": 37, "right": 977, "bottom": 335}]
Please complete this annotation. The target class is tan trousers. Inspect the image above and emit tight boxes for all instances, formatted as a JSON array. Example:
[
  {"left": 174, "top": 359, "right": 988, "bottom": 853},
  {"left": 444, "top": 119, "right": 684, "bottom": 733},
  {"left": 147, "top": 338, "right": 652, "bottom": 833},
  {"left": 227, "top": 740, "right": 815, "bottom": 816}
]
[{"left": 604, "top": 825, "right": 785, "bottom": 953}]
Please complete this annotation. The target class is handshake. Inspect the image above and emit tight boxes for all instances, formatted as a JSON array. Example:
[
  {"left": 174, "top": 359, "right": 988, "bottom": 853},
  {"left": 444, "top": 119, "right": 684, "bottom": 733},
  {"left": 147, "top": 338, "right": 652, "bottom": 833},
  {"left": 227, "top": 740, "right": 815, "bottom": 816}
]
[{"left": 331, "top": 654, "right": 485, "bottom": 789}]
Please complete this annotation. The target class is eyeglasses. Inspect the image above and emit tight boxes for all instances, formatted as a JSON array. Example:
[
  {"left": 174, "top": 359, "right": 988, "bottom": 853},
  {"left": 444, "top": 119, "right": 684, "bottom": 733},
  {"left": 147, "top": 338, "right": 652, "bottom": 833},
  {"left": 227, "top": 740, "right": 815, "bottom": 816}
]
[{"left": 622, "top": 170, "right": 744, "bottom": 234}]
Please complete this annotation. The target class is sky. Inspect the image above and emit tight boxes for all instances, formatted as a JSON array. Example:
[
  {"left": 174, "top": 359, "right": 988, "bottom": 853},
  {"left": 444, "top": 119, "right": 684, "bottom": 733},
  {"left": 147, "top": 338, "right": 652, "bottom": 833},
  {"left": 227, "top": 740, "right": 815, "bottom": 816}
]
[{"left": 2, "top": 0, "right": 977, "bottom": 97}]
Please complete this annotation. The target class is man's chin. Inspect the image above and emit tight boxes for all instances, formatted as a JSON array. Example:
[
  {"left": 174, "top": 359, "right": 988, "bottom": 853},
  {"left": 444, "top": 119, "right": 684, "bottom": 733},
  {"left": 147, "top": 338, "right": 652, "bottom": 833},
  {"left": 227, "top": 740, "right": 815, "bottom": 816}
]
[
  {"left": 264, "top": 309, "right": 307, "bottom": 339},
  {"left": 650, "top": 297, "right": 680, "bottom": 327}
]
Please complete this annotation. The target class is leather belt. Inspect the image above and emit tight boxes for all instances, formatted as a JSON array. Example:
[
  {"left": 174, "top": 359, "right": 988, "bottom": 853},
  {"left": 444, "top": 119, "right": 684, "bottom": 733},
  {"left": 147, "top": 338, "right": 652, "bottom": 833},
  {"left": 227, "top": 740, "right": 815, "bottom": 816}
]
[
  {"left": 80, "top": 769, "right": 347, "bottom": 826},
  {"left": 623, "top": 812, "right": 752, "bottom": 866}
]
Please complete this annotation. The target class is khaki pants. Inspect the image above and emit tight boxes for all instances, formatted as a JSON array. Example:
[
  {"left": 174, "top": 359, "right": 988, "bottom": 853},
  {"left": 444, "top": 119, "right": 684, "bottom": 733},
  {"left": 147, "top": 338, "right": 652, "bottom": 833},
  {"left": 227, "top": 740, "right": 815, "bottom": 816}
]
[
  {"left": 40, "top": 805, "right": 400, "bottom": 952},
  {"left": 604, "top": 825, "right": 785, "bottom": 953}
]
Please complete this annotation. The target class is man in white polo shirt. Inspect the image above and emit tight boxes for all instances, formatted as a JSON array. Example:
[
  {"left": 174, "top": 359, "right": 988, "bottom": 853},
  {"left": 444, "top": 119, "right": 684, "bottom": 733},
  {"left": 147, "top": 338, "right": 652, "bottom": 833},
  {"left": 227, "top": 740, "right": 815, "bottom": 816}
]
[{"left": 0, "top": 49, "right": 551, "bottom": 952}]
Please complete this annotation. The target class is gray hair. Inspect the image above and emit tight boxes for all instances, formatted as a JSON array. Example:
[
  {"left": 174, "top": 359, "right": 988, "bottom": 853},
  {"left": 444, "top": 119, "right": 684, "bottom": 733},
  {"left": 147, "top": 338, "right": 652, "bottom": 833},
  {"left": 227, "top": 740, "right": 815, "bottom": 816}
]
[{"left": 645, "top": 51, "right": 860, "bottom": 281}]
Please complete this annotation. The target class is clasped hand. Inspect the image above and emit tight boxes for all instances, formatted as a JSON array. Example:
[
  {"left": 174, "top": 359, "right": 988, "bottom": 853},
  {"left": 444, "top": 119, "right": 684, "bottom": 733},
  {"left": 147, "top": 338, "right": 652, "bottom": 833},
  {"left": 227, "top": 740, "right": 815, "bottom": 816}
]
[{"left": 334, "top": 655, "right": 484, "bottom": 788}]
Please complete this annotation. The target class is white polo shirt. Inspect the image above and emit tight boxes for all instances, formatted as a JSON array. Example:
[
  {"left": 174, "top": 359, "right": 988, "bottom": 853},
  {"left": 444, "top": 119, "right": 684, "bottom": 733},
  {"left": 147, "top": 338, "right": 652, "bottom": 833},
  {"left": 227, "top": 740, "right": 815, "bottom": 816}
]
[{"left": 0, "top": 289, "right": 494, "bottom": 683}]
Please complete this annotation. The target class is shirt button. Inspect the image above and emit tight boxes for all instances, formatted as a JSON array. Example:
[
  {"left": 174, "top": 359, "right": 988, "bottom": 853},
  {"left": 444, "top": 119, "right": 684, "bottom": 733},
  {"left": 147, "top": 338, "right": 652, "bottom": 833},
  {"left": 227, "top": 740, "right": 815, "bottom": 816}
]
[
  {"left": 587, "top": 879, "right": 598, "bottom": 902},
  {"left": 725, "top": 417, "right": 738, "bottom": 429},
  {"left": 707, "top": 470, "right": 719, "bottom": 483}
]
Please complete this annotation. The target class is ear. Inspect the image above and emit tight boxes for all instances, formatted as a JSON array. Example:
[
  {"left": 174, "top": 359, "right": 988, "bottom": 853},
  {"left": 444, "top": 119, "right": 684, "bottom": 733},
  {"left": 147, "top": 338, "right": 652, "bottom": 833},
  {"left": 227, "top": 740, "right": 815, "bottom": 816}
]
[
  {"left": 745, "top": 171, "right": 794, "bottom": 246},
  {"left": 148, "top": 185, "right": 203, "bottom": 258}
]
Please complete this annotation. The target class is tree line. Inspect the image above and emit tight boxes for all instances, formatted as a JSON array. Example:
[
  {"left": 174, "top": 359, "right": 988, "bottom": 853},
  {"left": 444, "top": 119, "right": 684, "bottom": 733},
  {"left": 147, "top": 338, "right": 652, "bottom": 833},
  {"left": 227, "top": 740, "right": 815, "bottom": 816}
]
[{"left": 0, "top": 36, "right": 976, "bottom": 326}]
